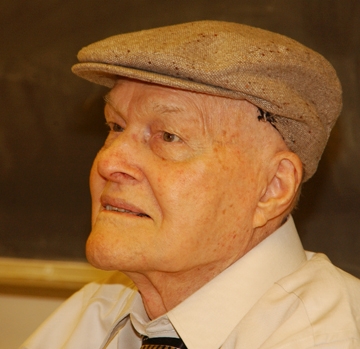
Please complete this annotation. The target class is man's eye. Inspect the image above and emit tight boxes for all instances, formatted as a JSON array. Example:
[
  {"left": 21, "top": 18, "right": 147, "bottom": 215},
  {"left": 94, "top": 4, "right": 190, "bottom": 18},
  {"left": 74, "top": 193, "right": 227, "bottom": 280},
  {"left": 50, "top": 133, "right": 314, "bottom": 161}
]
[
  {"left": 162, "top": 132, "right": 181, "bottom": 142},
  {"left": 106, "top": 122, "right": 124, "bottom": 132}
]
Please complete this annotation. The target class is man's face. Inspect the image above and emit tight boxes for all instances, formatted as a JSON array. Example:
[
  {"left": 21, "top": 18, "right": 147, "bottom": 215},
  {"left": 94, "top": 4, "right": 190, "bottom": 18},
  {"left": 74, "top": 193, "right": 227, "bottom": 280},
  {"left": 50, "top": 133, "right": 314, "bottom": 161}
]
[{"left": 87, "top": 79, "right": 274, "bottom": 274}]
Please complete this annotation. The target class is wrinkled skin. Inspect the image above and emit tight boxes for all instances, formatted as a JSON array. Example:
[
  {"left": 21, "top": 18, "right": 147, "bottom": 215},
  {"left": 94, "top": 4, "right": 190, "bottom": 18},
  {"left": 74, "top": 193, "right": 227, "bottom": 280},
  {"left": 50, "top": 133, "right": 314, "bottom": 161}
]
[{"left": 87, "top": 78, "right": 295, "bottom": 318}]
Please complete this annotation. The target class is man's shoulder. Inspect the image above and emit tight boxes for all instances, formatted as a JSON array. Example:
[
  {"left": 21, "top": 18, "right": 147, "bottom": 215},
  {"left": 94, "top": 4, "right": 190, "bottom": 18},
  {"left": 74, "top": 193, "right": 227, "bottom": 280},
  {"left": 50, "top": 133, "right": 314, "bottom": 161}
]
[
  {"left": 275, "top": 252, "right": 360, "bottom": 325},
  {"left": 20, "top": 271, "right": 138, "bottom": 349},
  {"left": 224, "top": 253, "right": 360, "bottom": 348},
  {"left": 277, "top": 252, "right": 360, "bottom": 301},
  {"left": 269, "top": 252, "right": 360, "bottom": 347}
]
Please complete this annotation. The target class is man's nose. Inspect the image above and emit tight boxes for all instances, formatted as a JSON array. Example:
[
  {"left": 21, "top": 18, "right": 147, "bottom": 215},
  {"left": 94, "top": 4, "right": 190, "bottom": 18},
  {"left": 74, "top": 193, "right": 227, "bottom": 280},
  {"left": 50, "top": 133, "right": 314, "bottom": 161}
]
[{"left": 95, "top": 131, "right": 145, "bottom": 183}]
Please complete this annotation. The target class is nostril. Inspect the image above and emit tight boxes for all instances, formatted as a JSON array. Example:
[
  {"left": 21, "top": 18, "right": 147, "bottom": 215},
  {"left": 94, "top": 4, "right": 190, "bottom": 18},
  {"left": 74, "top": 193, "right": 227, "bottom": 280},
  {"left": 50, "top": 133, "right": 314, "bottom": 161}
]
[{"left": 109, "top": 171, "right": 137, "bottom": 182}]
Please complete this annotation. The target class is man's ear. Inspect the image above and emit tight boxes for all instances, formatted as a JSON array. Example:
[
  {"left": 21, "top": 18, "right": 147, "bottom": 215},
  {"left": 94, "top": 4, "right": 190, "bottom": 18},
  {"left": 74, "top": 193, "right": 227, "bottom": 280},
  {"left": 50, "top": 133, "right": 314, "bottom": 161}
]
[{"left": 253, "top": 151, "right": 303, "bottom": 228}]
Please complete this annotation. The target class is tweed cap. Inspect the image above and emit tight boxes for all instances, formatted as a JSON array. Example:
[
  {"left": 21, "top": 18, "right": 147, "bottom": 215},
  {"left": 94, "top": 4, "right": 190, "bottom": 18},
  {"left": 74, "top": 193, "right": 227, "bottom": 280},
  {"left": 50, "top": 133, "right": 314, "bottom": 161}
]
[{"left": 72, "top": 21, "right": 342, "bottom": 181}]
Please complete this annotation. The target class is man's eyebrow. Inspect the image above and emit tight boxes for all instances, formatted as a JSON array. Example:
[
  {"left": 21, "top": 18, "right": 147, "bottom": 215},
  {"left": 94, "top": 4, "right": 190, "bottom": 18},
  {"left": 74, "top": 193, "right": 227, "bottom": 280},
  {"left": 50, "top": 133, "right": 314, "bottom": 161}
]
[
  {"left": 103, "top": 93, "right": 186, "bottom": 120},
  {"left": 152, "top": 103, "right": 185, "bottom": 115}
]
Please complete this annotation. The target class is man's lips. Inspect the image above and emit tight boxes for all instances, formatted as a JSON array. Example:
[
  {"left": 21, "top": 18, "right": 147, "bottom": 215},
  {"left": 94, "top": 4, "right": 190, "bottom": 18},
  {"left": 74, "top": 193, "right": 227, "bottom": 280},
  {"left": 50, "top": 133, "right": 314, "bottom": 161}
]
[
  {"left": 104, "top": 204, "right": 150, "bottom": 218},
  {"left": 100, "top": 196, "right": 150, "bottom": 218}
]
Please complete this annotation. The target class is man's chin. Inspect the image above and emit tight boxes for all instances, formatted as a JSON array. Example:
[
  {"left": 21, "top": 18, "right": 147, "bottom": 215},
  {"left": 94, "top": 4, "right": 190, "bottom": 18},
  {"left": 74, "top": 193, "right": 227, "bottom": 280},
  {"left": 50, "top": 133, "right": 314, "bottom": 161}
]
[
  {"left": 85, "top": 232, "right": 119, "bottom": 271},
  {"left": 85, "top": 229, "right": 146, "bottom": 272}
]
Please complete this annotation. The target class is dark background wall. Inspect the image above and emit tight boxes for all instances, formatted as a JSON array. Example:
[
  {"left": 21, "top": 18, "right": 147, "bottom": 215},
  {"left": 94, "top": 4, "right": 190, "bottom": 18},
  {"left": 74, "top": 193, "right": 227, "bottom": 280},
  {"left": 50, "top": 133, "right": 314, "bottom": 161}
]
[{"left": 1, "top": 0, "right": 359, "bottom": 276}]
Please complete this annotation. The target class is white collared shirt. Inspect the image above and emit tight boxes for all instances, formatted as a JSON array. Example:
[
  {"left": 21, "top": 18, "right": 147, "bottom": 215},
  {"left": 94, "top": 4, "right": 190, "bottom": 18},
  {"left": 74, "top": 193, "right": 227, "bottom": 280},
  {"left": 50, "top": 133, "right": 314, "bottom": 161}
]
[{"left": 21, "top": 217, "right": 360, "bottom": 349}]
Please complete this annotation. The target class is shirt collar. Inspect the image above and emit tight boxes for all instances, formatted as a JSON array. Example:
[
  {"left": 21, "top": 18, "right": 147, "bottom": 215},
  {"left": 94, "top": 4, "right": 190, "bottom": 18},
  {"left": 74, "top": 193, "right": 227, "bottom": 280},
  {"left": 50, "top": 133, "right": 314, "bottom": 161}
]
[
  {"left": 131, "top": 312, "right": 179, "bottom": 339},
  {"left": 110, "top": 286, "right": 179, "bottom": 339},
  {"left": 167, "top": 216, "right": 307, "bottom": 349},
  {"left": 102, "top": 291, "right": 179, "bottom": 348}
]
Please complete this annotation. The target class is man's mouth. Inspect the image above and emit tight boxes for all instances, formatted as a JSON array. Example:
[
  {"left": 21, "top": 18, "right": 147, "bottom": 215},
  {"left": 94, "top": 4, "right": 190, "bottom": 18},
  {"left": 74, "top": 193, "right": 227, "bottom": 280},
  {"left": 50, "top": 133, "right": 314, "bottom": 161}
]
[{"left": 104, "top": 204, "right": 150, "bottom": 218}]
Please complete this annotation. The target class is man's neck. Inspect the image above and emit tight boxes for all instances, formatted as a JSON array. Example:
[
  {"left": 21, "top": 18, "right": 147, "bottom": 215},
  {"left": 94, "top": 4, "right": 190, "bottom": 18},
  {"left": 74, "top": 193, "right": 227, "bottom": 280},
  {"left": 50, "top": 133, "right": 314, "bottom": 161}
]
[
  {"left": 124, "top": 261, "right": 230, "bottom": 319},
  {"left": 123, "top": 222, "right": 280, "bottom": 319}
]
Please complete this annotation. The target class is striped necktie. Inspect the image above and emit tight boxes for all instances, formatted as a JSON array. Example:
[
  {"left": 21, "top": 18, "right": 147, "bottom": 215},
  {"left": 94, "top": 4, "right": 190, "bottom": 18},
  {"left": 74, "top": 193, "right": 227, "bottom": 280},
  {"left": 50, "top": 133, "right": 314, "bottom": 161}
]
[{"left": 141, "top": 336, "right": 188, "bottom": 349}]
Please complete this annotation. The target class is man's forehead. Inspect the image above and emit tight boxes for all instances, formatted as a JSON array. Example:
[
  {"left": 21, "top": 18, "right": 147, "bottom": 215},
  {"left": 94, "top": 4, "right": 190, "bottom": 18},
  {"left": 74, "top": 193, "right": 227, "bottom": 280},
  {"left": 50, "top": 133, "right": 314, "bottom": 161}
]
[
  {"left": 107, "top": 80, "right": 192, "bottom": 113},
  {"left": 105, "top": 80, "right": 216, "bottom": 131},
  {"left": 106, "top": 79, "right": 232, "bottom": 122},
  {"left": 108, "top": 78, "right": 256, "bottom": 113},
  {"left": 103, "top": 79, "right": 264, "bottom": 143}
]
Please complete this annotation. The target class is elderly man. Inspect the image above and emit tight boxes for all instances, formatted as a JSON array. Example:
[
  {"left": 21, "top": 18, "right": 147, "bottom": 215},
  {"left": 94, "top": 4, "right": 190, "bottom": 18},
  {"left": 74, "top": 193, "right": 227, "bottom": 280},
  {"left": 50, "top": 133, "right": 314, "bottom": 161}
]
[{"left": 21, "top": 21, "right": 360, "bottom": 349}]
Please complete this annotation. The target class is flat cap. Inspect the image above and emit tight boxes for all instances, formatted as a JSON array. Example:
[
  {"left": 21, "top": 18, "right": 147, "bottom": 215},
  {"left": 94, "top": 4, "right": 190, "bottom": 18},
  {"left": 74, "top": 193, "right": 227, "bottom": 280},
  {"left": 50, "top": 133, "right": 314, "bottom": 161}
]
[{"left": 72, "top": 21, "right": 342, "bottom": 181}]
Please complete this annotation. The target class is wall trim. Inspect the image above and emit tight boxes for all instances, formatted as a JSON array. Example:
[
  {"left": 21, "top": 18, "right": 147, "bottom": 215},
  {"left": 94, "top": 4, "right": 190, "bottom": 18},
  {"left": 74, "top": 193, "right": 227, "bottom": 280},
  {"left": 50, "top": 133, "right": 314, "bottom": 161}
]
[{"left": 0, "top": 257, "right": 112, "bottom": 297}]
